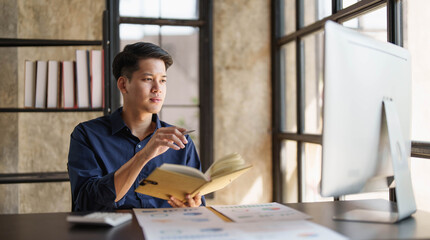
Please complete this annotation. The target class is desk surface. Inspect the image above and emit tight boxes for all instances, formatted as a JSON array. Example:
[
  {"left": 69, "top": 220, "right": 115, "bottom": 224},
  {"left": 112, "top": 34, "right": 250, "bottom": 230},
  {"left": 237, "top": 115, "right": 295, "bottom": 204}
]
[{"left": 1, "top": 199, "right": 429, "bottom": 240}]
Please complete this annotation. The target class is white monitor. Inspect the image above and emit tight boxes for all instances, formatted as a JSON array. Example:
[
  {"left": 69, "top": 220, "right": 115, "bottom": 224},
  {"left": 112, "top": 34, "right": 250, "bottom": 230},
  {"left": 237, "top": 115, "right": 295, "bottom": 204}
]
[{"left": 320, "top": 21, "right": 416, "bottom": 223}]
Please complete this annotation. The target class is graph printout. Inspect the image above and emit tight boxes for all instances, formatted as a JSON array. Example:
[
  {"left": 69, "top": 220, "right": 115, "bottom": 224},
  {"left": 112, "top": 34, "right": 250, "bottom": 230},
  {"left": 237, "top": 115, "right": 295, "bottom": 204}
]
[
  {"left": 210, "top": 202, "right": 312, "bottom": 223},
  {"left": 133, "top": 207, "right": 225, "bottom": 240},
  {"left": 133, "top": 206, "right": 346, "bottom": 240}
]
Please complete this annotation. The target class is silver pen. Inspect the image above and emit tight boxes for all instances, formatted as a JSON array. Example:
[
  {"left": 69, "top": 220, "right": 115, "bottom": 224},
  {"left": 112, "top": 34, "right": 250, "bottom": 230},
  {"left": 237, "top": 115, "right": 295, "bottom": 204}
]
[{"left": 182, "top": 130, "right": 195, "bottom": 135}]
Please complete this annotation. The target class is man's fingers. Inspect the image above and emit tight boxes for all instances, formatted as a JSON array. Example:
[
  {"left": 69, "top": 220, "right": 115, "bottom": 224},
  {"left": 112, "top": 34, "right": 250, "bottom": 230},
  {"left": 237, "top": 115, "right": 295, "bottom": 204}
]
[
  {"left": 190, "top": 194, "right": 202, "bottom": 207},
  {"left": 185, "top": 194, "right": 202, "bottom": 207},
  {"left": 169, "top": 196, "right": 186, "bottom": 208},
  {"left": 156, "top": 131, "right": 187, "bottom": 149},
  {"left": 168, "top": 194, "right": 202, "bottom": 208},
  {"left": 186, "top": 194, "right": 195, "bottom": 207},
  {"left": 193, "top": 193, "right": 202, "bottom": 206},
  {"left": 170, "top": 128, "right": 188, "bottom": 145}
]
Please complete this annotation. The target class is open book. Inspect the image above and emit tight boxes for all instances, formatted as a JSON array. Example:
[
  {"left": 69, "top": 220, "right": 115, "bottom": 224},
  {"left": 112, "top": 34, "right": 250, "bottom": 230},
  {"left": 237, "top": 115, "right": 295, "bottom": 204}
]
[{"left": 135, "top": 153, "right": 252, "bottom": 201}]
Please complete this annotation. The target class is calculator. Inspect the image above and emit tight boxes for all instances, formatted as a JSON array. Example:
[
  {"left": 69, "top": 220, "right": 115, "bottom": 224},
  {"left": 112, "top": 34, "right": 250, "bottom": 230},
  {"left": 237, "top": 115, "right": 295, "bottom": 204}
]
[{"left": 67, "top": 212, "right": 132, "bottom": 227}]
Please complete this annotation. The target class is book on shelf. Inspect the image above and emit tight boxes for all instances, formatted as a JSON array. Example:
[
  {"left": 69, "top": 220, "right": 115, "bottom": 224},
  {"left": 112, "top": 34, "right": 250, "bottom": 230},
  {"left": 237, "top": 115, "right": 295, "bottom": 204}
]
[
  {"left": 62, "top": 61, "right": 75, "bottom": 108},
  {"left": 90, "top": 50, "right": 104, "bottom": 108},
  {"left": 76, "top": 50, "right": 90, "bottom": 108},
  {"left": 35, "top": 60, "right": 48, "bottom": 108},
  {"left": 47, "top": 60, "right": 61, "bottom": 108},
  {"left": 135, "top": 153, "right": 252, "bottom": 201},
  {"left": 22, "top": 48, "right": 103, "bottom": 110},
  {"left": 86, "top": 50, "right": 92, "bottom": 107},
  {"left": 24, "top": 60, "right": 36, "bottom": 108}
]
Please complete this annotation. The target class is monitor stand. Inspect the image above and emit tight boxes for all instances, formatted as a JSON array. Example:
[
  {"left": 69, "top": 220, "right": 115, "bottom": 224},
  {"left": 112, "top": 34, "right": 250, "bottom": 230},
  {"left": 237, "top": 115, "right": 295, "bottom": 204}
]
[{"left": 333, "top": 98, "right": 417, "bottom": 223}]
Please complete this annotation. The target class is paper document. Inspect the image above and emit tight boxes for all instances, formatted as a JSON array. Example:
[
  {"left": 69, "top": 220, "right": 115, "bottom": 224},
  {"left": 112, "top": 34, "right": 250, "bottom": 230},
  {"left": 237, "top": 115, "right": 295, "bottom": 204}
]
[
  {"left": 211, "top": 202, "right": 311, "bottom": 222},
  {"left": 133, "top": 207, "right": 347, "bottom": 240},
  {"left": 133, "top": 207, "right": 225, "bottom": 240},
  {"left": 133, "top": 207, "right": 224, "bottom": 226}
]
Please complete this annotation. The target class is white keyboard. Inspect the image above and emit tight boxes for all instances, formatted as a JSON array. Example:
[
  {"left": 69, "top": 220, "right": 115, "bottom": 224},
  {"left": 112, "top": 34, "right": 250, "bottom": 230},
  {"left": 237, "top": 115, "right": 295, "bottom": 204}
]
[{"left": 67, "top": 212, "right": 133, "bottom": 227}]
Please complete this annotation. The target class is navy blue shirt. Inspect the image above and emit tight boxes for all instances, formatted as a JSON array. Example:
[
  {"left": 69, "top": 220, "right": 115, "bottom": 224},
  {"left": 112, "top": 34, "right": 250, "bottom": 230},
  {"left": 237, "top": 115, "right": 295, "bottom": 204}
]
[{"left": 67, "top": 107, "right": 205, "bottom": 211}]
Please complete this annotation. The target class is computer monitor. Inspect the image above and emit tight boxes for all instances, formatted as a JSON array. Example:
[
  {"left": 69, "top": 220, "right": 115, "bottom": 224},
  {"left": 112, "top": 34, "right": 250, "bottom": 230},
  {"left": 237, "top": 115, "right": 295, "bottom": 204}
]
[{"left": 320, "top": 21, "right": 416, "bottom": 223}]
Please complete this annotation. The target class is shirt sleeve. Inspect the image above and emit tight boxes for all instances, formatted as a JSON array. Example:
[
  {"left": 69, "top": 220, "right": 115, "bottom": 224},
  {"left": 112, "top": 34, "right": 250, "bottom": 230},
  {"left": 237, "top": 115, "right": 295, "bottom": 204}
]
[
  {"left": 67, "top": 124, "right": 124, "bottom": 211},
  {"left": 185, "top": 136, "right": 207, "bottom": 207}
]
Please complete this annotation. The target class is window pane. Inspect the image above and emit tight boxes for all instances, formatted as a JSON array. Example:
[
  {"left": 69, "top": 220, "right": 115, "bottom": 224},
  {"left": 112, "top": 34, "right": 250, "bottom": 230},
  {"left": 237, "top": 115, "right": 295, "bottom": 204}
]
[
  {"left": 281, "top": 140, "right": 298, "bottom": 203},
  {"left": 160, "top": 107, "right": 200, "bottom": 153},
  {"left": 160, "top": 26, "right": 199, "bottom": 106},
  {"left": 281, "top": 0, "right": 296, "bottom": 36},
  {"left": 161, "top": 0, "right": 198, "bottom": 19},
  {"left": 301, "top": 31, "right": 323, "bottom": 134},
  {"left": 303, "top": 0, "right": 331, "bottom": 27},
  {"left": 120, "top": 0, "right": 198, "bottom": 19},
  {"left": 302, "top": 143, "right": 331, "bottom": 202},
  {"left": 342, "top": 5, "right": 387, "bottom": 42},
  {"left": 411, "top": 157, "right": 430, "bottom": 212},
  {"left": 119, "top": 24, "right": 160, "bottom": 46},
  {"left": 280, "top": 42, "right": 297, "bottom": 132},
  {"left": 343, "top": 190, "right": 389, "bottom": 201},
  {"left": 343, "top": 0, "right": 360, "bottom": 9},
  {"left": 120, "top": 0, "right": 160, "bottom": 18},
  {"left": 406, "top": 1, "right": 430, "bottom": 142},
  {"left": 119, "top": 25, "right": 199, "bottom": 106}
]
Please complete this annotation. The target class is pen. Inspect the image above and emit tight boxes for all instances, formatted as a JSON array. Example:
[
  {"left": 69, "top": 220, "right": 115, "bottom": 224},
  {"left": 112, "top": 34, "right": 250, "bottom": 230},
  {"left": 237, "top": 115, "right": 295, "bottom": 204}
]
[{"left": 182, "top": 130, "right": 195, "bottom": 135}]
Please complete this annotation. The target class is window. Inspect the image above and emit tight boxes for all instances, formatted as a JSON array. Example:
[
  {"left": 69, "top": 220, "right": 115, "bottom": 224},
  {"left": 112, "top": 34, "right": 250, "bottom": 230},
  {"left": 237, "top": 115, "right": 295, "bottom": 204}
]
[
  {"left": 107, "top": 0, "right": 213, "bottom": 170},
  {"left": 273, "top": 0, "right": 430, "bottom": 210}
]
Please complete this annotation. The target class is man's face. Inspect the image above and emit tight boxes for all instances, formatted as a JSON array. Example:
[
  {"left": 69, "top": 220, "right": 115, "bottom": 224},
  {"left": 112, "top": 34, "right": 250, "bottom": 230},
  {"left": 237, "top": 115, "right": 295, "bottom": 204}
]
[{"left": 122, "top": 58, "right": 167, "bottom": 114}]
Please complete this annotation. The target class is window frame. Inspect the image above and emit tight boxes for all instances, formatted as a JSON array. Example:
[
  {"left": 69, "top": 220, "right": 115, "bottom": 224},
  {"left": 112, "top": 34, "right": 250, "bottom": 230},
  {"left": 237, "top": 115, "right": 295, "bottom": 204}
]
[
  {"left": 272, "top": 0, "right": 430, "bottom": 203},
  {"left": 106, "top": 0, "right": 214, "bottom": 171}
]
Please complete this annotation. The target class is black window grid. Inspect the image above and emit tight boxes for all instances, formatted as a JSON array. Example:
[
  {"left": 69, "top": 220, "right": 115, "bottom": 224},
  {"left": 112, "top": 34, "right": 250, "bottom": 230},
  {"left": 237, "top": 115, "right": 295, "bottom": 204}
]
[{"left": 272, "top": 0, "right": 430, "bottom": 203}]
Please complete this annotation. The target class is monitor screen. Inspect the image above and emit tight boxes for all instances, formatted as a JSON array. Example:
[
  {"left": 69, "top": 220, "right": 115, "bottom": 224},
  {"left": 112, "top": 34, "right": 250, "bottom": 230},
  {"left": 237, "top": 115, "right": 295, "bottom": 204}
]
[{"left": 320, "top": 21, "right": 412, "bottom": 198}]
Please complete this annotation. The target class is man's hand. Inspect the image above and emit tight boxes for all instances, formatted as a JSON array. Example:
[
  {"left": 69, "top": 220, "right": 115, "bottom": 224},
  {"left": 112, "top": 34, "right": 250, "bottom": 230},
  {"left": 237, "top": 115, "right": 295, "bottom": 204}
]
[
  {"left": 168, "top": 193, "right": 202, "bottom": 208},
  {"left": 140, "top": 126, "right": 189, "bottom": 162},
  {"left": 114, "top": 126, "right": 190, "bottom": 202}
]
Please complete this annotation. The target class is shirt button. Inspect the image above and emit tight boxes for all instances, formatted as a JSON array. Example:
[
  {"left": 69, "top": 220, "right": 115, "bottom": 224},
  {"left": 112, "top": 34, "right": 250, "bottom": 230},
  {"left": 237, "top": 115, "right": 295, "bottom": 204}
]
[{"left": 138, "top": 144, "right": 141, "bottom": 148}]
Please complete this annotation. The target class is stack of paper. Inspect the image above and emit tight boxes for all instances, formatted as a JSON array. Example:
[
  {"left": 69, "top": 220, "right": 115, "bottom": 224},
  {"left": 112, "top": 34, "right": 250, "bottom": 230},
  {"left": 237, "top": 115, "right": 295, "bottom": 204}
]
[{"left": 133, "top": 203, "right": 348, "bottom": 240}]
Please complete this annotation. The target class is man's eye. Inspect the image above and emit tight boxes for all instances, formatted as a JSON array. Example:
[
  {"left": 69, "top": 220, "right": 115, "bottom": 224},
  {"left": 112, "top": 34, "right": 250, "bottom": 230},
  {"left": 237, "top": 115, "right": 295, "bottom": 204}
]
[
  {"left": 143, "top": 78, "right": 152, "bottom": 81},
  {"left": 161, "top": 79, "right": 167, "bottom": 83}
]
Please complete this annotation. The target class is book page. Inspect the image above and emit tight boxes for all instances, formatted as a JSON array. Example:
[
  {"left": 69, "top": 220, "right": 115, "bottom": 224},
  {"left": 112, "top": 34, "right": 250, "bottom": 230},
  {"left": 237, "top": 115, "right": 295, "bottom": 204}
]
[
  {"left": 192, "top": 166, "right": 252, "bottom": 196},
  {"left": 160, "top": 163, "right": 208, "bottom": 180},
  {"left": 206, "top": 153, "right": 249, "bottom": 179}
]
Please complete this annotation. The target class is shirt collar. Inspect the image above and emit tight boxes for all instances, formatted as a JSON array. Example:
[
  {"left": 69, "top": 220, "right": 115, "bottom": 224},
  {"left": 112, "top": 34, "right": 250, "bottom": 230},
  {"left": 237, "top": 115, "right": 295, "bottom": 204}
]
[
  {"left": 110, "top": 107, "right": 126, "bottom": 135},
  {"left": 110, "top": 107, "right": 162, "bottom": 135},
  {"left": 152, "top": 113, "right": 162, "bottom": 130}
]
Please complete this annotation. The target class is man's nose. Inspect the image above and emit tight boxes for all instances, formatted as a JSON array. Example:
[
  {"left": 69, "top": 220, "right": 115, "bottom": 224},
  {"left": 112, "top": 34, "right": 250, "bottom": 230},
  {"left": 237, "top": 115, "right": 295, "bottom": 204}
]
[{"left": 152, "top": 81, "right": 162, "bottom": 92}]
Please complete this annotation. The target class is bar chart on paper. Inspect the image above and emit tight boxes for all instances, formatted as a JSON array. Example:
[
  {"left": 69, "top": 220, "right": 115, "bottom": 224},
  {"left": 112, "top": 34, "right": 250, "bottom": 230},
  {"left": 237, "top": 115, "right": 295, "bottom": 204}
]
[
  {"left": 210, "top": 202, "right": 312, "bottom": 222},
  {"left": 133, "top": 205, "right": 347, "bottom": 240}
]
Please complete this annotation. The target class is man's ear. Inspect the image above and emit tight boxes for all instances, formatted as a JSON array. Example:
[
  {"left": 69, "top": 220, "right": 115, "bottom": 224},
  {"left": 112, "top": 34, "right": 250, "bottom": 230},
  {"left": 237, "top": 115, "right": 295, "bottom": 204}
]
[{"left": 117, "top": 76, "right": 128, "bottom": 94}]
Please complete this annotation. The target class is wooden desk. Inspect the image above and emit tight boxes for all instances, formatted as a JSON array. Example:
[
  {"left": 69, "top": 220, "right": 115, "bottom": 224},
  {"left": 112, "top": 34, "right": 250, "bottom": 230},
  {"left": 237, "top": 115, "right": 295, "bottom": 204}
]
[
  {"left": 288, "top": 199, "right": 430, "bottom": 239},
  {"left": 1, "top": 200, "right": 429, "bottom": 240}
]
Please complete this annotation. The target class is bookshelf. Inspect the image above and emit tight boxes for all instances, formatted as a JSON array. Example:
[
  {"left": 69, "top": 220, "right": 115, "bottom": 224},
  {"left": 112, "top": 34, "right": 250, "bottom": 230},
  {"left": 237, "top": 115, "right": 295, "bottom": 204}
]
[
  {"left": 0, "top": 38, "right": 102, "bottom": 47},
  {"left": 0, "top": 38, "right": 105, "bottom": 113},
  {"left": 0, "top": 0, "right": 110, "bottom": 214},
  {"left": 0, "top": 108, "right": 104, "bottom": 113},
  {"left": 0, "top": 38, "right": 107, "bottom": 183}
]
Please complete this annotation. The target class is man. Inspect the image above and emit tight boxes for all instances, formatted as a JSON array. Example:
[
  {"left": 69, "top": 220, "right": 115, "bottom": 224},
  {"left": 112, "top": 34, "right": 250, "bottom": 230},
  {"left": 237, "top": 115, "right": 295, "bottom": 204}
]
[{"left": 68, "top": 42, "right": 204, "bottom": 211}]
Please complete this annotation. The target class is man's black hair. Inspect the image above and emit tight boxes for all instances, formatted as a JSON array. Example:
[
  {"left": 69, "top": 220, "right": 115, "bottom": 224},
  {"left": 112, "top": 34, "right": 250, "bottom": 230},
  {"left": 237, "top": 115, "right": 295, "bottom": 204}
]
[{"left": 112, "top": 42, "right": 173, "bottom": 80}]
